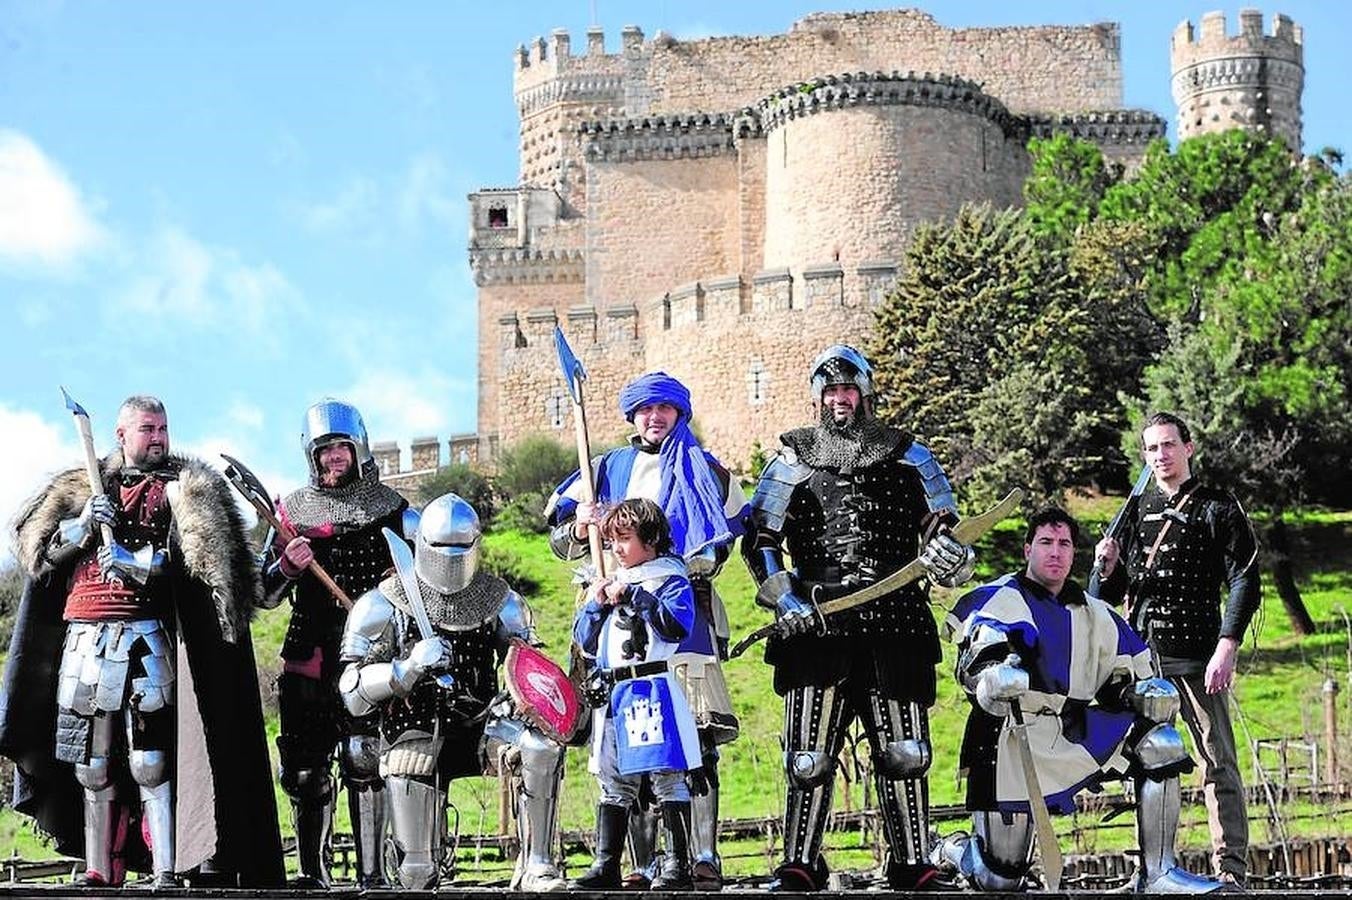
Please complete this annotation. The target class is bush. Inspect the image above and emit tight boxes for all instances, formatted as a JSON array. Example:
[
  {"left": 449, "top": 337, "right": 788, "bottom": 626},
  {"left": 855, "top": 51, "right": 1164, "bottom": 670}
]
[
  {"left": 417, "top": 463, "right": 496, "bottom": 520},
  {"left": 493, "top": 489, "right": 554, "bottom": 535},
  {"left": 495, "top": 435, "right": 575, "bottom": 500},
  {"left": 0, "top": 565, "right": 22, "bottom": 654},
  {"left": 481, "top": 543, "right": 541, "bottom": 597}
]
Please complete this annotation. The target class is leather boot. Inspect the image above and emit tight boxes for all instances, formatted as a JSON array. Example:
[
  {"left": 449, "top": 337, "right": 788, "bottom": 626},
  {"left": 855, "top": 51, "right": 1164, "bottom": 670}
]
[
  {"left": 650, "top": 801, "right": 693, "bottom": 891},
  {"left": 572, "top": 803, "right": 629, "bottom": 890}
]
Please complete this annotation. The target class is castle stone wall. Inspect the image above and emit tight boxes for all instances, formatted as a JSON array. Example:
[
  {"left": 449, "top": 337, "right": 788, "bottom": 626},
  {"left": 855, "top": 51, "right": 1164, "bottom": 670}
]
[
  {"left": 584, "top": 154, "right": 741, "bottom": 310},
  {"left": 761, "top": 81, "right": 1027, "bottom": 272},
  {"left": 620, "top": 10, "right": 1121, "bottom": 118},
  {"left": 476, "top": 279, "right": 584, "bottom": 441}
]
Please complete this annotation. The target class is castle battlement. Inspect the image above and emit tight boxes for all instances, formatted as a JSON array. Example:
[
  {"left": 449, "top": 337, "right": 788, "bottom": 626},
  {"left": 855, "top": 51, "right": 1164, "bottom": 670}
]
[
  {"left": 1171, "top": 10, "right": 1304, "bottom": 148},
  {"left": 755, "top": 71, "right": 1017, "bottom": 136},
  {"left": 581, "top": 113, "right": 739, "bottom": 162},
  {"left": 1027, "top": 110, "right": 1167, "bottom": 160},
  {"left": 513, "top": 26, "right": 643, "bottom": 93}
]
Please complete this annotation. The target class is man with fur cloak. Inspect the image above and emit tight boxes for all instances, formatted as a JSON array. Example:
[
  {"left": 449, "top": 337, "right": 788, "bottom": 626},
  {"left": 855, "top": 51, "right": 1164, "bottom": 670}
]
[{"left": 0, "top": 395, "right": 283, "bottom": 888}]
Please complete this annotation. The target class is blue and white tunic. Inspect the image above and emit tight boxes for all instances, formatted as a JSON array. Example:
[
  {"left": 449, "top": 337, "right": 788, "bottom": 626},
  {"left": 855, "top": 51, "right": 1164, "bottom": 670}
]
[
  {"left": 944, "top": 574, "right": 1153, "bottom": 815},
  {"left": 546, "top": 441, "right": 748, "bottom": 645},
  {"left": 573, "top": 557, "right": 702, "bottom": 776}
]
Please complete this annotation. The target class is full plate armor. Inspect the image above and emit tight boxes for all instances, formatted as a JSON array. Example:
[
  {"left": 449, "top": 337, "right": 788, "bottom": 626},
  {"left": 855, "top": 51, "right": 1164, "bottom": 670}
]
[{"left": 337, "top": 494, "right": 566, "bottom": 891}]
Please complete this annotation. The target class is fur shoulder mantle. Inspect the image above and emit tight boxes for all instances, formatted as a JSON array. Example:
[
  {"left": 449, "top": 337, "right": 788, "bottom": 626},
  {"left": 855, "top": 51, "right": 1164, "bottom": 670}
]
[{"left": 9, "top": 451, "right": 261, "bottom": 643}]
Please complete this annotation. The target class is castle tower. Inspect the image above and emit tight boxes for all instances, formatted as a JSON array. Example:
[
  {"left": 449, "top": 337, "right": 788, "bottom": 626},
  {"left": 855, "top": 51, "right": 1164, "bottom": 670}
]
[
  {"left": 511, "top": 26, "right": 642, "bottom": 212},
  {"left": 1171, "top": 9, "right": 1304, "bottom": 149}
]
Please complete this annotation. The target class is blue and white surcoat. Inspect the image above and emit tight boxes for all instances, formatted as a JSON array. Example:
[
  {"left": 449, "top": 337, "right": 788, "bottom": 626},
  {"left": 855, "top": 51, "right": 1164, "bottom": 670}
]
[
  {"left": 573, "top": 557, "right": 702, "bottom": 776},
  {"left": 547, "top": 443, "right": 748, "bottom": 651},
  {"left": 945, "top": 574, "right": 1154, "bottom": 815}
]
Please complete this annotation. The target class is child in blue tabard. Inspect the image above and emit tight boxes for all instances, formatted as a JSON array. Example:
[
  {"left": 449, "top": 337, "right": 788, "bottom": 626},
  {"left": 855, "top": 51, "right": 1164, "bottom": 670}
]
[{"left": 570, "top": 499, "right": 701, "bottom": 891}]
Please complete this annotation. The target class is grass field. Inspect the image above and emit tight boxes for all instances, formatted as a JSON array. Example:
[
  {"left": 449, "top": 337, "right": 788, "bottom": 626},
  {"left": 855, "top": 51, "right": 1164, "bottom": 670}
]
[{"left": 3, "top": 498, "right": 1351, "bottom": 882}]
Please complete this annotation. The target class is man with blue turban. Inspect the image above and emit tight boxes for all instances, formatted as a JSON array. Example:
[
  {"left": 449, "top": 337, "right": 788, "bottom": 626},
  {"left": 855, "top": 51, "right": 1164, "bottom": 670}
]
[{"left": 546, "top": 371, "right": 748, "bottom": 891}]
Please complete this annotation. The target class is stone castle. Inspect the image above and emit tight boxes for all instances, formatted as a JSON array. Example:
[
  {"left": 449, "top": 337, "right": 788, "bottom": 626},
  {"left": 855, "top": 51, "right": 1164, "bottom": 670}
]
[{"left": 379, "top": 7, "right": 1304, "bottom": 487}]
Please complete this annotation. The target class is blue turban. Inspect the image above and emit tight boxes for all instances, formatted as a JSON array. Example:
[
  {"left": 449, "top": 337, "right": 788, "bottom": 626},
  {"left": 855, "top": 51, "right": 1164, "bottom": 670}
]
[{"left": 616, "top": 372, "right": 731, "bottom": 557}]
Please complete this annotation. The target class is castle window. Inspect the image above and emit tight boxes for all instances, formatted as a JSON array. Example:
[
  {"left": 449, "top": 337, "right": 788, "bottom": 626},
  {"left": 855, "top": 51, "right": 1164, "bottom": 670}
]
[
  {"left": 546, "top": 388, "right": 568, "bottom": 430},
  {"left": 748, "top": 361, "right": 769, "bottom": 406},
  {"left": 488, "top": 206, "right": 510, "bottom": 228}
]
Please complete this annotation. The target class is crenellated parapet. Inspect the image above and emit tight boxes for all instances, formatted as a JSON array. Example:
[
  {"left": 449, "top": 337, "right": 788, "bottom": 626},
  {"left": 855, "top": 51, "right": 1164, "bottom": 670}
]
[
  {"left": 1171, "top": 10, "right": 1304, "bottom": 148},
  {"left": 580, "top": 113, "right": 739, "bottom": 162},
  {"left": 470, "top": 247, "right": 584, "bottom": 286},
  {"left": 756, "top": 72, "right": 1019, "bottom": 136},
  {"left": 1027, "top": 110, "right": 1168, "bottom": 153},
  {"left": 512, "top": 25, "right": 646, "bottom": 117}
]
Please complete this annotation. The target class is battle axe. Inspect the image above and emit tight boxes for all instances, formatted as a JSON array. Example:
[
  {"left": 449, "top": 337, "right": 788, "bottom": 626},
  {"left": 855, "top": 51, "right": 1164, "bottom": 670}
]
[{"left": 221, "top": 452, "right": 353, "bottom": 610}]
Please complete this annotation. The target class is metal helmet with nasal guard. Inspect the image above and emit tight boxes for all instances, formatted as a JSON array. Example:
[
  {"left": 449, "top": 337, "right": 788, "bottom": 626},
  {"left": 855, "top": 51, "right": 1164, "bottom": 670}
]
[
  {"left": 809, "top": 344, "right": 875, "bottom": 403},
  {"left": 302, "top": 399, "right": 375, "bottom": 486},
  {"left": 415, "top": 493, "right": 482, "bottom": 594}
]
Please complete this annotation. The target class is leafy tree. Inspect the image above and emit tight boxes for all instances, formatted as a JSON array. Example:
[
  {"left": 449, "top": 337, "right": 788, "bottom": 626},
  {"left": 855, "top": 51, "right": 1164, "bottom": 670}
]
[
  {"left": 1099, "top": 130, "right": 1313, "bottom": 321},
  {"left": 870, "top": 205, "right": 1059, "bottom": 474},
  {"left": 869, "top": 202, "right": 1152, "bottom": 506},
  {"left": 1024, "top": 132, "right": 1121, "bottom": 240},
  {"left": 416, "top": 463, "right": 496, "bottom": 521},
  {"left": 1137, "top": 164, "right": 1352, "bottom": 632}
]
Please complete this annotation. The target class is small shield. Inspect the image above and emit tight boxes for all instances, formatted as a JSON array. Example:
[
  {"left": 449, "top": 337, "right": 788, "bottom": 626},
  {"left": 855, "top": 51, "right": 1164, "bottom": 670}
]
[{"left": 504, "top": 639, "right": 582, "bottom": 744}]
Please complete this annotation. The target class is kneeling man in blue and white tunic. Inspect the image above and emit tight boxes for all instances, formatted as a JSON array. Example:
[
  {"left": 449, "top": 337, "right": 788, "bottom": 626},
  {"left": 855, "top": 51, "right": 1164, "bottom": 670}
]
[
  {"left": 937, "top": 508, "right": 1224, "bottom": 893},
  {"left": 571, "top": 498, "right": 701, "bottom": 891}
]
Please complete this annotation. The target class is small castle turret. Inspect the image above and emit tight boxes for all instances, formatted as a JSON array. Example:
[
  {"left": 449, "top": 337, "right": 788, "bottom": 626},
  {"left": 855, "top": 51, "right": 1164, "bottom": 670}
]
[{"left": 1171, "top": 9, "right": 1304, "bottom": 149}]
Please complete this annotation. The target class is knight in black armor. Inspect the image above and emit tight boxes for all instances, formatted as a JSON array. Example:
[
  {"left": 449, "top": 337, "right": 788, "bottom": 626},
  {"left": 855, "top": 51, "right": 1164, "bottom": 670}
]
[
  {"left": 742, "top": 345, "right": 977, "bottom": 891},
  {"left": 0, "top": 396, "right": 283, "bottom": 888},
  {"left": 338, "top": 493, "right": 567, "bottom": 891},
  {"left": 261, "top": 399, "right": 418, "bottom": 887}
]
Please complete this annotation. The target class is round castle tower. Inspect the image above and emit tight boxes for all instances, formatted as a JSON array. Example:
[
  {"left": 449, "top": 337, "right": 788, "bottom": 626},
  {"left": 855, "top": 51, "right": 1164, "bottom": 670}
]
[{"left": 1171, "top": 9, "right": 1303, "bottom": 149}]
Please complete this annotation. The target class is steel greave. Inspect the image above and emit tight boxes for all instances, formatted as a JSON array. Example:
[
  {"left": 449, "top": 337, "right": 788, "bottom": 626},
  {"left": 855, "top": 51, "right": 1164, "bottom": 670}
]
[
  {"left": 388, "top": 774, "right": 444, "bottom": 889},
  {"left": 347, "top": 782, "right": 388, "bottom": 887}
]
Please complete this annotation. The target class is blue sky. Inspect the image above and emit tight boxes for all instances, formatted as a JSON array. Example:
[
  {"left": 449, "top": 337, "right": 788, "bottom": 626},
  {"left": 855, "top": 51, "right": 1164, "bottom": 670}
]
[{"left": 2, "top": 1, "right": 1349, "bottom": 534}]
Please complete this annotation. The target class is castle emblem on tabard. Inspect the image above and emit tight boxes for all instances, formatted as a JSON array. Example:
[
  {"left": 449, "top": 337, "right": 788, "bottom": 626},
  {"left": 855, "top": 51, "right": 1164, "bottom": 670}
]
[{"left": 623, "top": 696, "right": 665, "bottom": 747}]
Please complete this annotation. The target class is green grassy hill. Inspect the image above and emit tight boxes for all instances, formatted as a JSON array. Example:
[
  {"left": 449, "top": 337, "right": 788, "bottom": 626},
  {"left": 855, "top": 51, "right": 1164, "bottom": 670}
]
[{"left": 3, "top": 502, "right": 1351, "bottom": 880}]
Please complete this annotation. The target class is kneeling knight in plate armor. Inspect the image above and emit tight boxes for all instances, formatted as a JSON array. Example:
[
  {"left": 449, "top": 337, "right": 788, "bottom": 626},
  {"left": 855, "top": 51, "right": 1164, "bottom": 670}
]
[{"left": 338, "top": 493, "right": 567, "bottom": 891}]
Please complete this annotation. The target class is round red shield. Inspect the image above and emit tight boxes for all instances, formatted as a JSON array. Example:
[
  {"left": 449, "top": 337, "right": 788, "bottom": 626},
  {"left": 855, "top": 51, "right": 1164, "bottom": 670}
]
[{"left": 504, "top": 639, "right": 582, "bottom": 744}]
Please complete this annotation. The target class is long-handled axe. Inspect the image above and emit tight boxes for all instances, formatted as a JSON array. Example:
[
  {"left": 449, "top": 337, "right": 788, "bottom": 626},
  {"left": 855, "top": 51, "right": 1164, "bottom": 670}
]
[
  {"left": 220, "top": 452, "right": 353, "bottom": 610},
  {"left": 553, "top": 325, "right": 606, "bottom": 579},
  {"left": 61, "top": 387, "right": 115, "bottom": 550}
]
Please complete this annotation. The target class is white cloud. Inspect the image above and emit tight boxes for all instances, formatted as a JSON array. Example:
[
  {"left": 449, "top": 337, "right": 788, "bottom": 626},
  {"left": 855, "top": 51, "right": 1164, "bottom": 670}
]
[
  {"left": 299, "top": 153, "right": 464, "bottom": 241},
  {"left": 0, "top": 405, "right": 83, "bottom": 562},
  {"left": 115, "top": 228, "right": 213, "bottom": 322},
  {"left": 224, "top": 400, "right": 266, "bottom": 433},
  {"left": 0, "top": 130, "right": 106, "bottom": 269},
  {"left": 301, "top": 176, "right": 380, "bottom": 233},
  {"left": 397, "top": 153, "right": 460, "bottom": 233},
  {"left": 337, "top": 367, "right": 475, "bottom": 469},
  {"left": 108, "top": 226, "right": 303, "bottom": 335}
]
